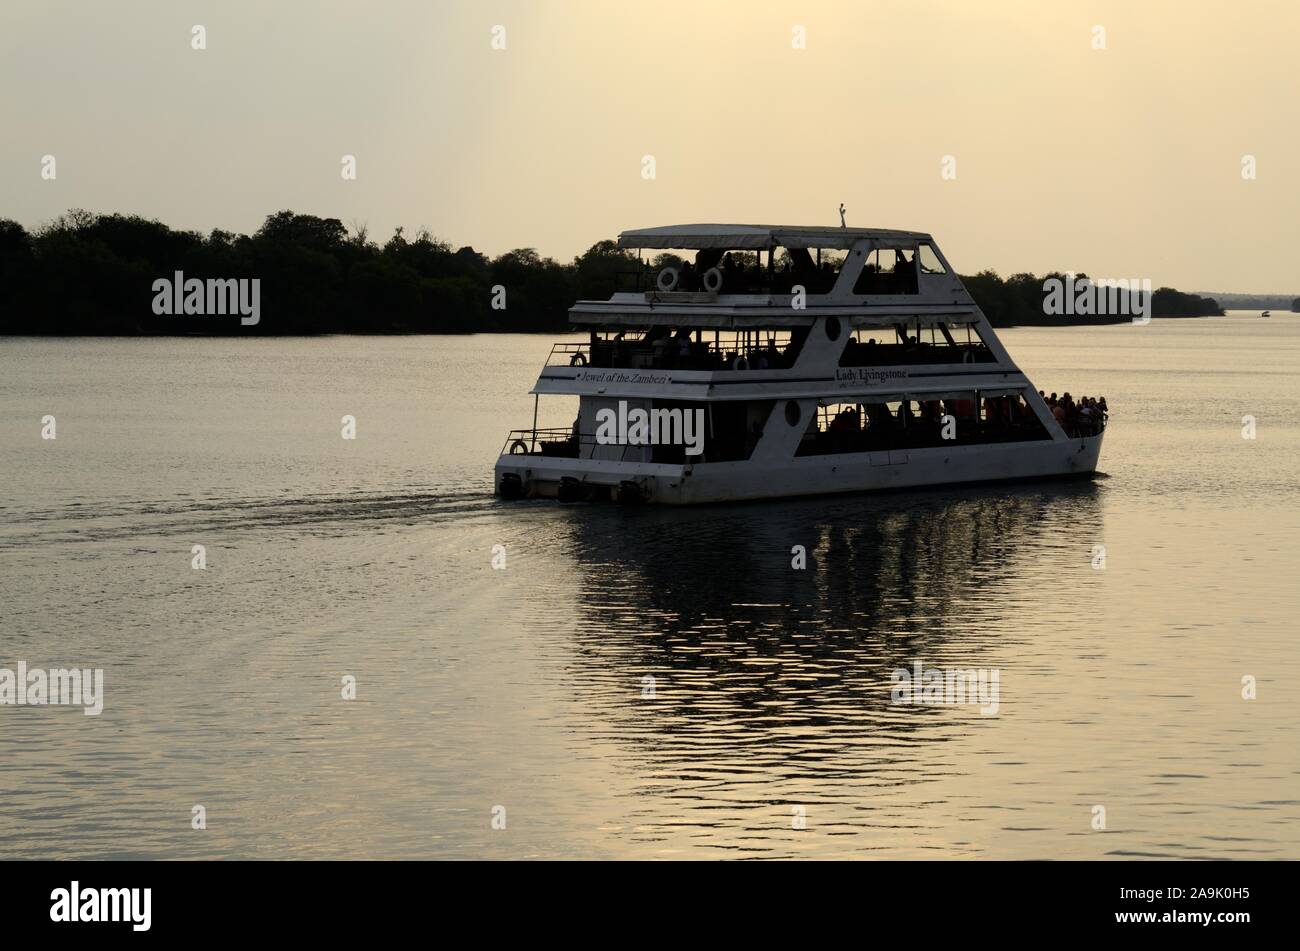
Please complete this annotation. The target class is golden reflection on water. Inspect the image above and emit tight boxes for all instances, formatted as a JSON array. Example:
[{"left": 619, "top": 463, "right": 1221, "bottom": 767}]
[{"left": 1, "top": 323, "right": 1298, "bottom": 858}]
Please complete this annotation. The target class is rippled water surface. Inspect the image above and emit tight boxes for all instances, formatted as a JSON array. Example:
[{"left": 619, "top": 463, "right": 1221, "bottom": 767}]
[{"left": 2, "top": 315, "right": 1298, "bottom": 859}]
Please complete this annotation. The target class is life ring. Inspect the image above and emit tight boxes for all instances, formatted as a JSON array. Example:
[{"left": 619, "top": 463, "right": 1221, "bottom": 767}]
[
  {"left": 509, "top": 439, "right": 529, "bottom": 455},
  {"left": 732, "top": 355, "right": 749, "bottom": 371},
  {"left": 570, "top": 351, "right": 587, "bottom": 366},
  {"left": 702, "top": 267, "right": 723, "bottom": 293},
  {"left": 656, "top": 267, "right": 679, "bottom": 292}
]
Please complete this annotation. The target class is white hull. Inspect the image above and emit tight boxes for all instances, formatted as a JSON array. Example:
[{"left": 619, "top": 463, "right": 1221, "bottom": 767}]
[{"left": 496, "top": 433, "right": 1103, "bottom": 505}]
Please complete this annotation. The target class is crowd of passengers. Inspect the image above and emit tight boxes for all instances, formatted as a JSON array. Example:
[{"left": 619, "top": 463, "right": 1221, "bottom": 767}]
[
  {"left": 823, "top": 395, "right": 1034, "bottom": 439},
  {"left": 1040, "top": 391, "right": 1108, "bottom": 437},
  {"left": 813, "top": 391, "right": 1107, "bottom": 449}
]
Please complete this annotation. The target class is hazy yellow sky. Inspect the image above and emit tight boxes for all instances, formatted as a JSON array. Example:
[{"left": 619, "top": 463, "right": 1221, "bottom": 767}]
[{"left": 2, "top": 0, "right": 1296, "bottom": 291}]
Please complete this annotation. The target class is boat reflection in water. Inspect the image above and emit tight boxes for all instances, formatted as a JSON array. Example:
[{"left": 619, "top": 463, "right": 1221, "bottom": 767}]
[{"left": 547, "top": 480, "right": 1105, "bottom": 853}]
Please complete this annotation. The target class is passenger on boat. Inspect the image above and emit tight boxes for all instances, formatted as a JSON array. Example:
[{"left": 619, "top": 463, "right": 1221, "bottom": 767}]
[
  {"left": 1079, "top": 396, "right": 1108, "bottom": 436},
  {"left": 842, "top": 408, "right": 863, "bottom": 431},
  {"left": 866, "top": 402, "right": 894, "bottom": 431},
  {"left": 680, "top": 261, "right": 696, "bottom": 290},
  {"left": 947, "top": 396, "right": 976, "bottom": 419},
  {"left": 1039, "top": 392, "right": 1108, "bottom": 436},
  {"left": 788, "top": 325, "right": 811, "bottom": 359},
  {"left": 772, "top": 261, "right": 789, "bottom": 292},
  {"left": 761, "top": 338, "right": 780, "bottom": 369},
  {"left": 893, "top": 251, "right": 917, "bottom": 292},
  {"left": 983, "top": 396, "right": 1009, "bottom": 429},
  {"left": 647, "top": 327, "right": 671, "bottom": 364}
]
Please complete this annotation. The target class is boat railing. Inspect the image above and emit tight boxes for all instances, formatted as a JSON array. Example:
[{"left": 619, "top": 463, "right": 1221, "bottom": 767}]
[
  {"left": 500, "top": 427, "right": 698, "bottom": 463},
  {"left": 1064, "top": 412, "right": 1107, "bottom": 438},
  {"left": 546, "top": 342, "right": 591, "bottom": 367},
  {"left": 502, "top": 428, "right": 582, "bottom": 459},
  {"left": 546, "top": 336, "right": 798, "bottom": 372}
]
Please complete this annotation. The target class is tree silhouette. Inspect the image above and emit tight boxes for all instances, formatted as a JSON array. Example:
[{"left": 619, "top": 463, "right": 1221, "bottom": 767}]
[{"left": 0, "top": 209, "right": 1225, "bottom": 335}]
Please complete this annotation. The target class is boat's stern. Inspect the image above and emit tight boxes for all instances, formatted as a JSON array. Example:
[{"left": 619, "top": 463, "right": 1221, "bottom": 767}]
[{"left": 495, "top": 451, "right": 676, "bottom": 504}]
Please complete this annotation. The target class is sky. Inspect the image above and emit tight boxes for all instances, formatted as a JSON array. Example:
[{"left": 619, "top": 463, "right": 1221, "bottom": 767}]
[{"left": 1, "top": 0, "right": 1297, "bottom": 292}]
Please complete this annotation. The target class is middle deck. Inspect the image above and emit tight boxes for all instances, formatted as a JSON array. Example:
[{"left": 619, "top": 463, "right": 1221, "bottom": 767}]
[{"left": 535, "top": 311, "right": 1025, "bottom": 401}]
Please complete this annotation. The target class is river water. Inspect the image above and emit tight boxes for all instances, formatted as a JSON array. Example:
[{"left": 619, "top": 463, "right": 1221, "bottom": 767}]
[{"left": 1, "top": 313, "right": 1297, "bottom": 858}]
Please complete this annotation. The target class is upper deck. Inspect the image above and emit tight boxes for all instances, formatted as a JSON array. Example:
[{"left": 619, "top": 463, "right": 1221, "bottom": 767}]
[{"left": 570, "top": 223, "right": 976, "bottom": 326}]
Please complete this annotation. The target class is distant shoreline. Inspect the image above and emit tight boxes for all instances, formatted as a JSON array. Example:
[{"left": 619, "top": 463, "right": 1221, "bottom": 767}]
[
  {"left": 7, "top": 311, "right": 1272, "bottom": 341},
  {"left": 1, "top": 209, "right": 1230, "bottom": 336}
]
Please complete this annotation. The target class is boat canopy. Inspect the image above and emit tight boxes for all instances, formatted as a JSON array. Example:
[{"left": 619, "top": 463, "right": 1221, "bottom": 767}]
[{"left": 617, "top": 223, "right": 932, "bottom": 252}]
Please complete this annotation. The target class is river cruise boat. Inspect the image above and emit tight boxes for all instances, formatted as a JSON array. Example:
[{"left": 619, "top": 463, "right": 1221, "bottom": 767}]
[{"left": 495, "top": 223, "right": 1105, "bottom": 504}]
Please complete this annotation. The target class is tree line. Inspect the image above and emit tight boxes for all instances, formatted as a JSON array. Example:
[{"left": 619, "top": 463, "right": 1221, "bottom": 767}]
[
  {"left": 0, "top": 209, "right": 1221, "bottom": 334},
  {"left": 963, "top": 270, "right": 1222, "bottom": 325}
]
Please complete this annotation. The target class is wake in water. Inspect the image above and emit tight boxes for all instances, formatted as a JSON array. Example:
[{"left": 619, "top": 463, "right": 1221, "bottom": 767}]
[{"left": 0, "top": 484, "right": 497, "bottom": 549}]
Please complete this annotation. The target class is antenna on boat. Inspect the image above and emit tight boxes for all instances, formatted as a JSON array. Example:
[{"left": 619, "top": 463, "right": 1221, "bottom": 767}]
[{"left": 839, "top": 203, "right": 846, "bottom": 228}]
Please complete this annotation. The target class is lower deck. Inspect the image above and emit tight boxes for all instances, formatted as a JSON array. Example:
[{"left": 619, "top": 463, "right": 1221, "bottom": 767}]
[{"left": 496, "top": 430, "right": 1104, "bottom": 505}]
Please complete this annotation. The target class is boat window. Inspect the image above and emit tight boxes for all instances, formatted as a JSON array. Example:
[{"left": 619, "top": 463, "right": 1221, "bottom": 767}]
[
  {"left": 918, "top": 244, "right": 947, "bottom": 274},
  {"left": 795, "top": 390, "right": 1050, "bottom": 456},
  {"left": 561, "top": 326, "right": 810, "bottom": 371},
  {"left": 620, "top": 245, "right": 851, "bottom": 296},
  {"left": 838, "top": 321, "right": 994, "bottom": 367},
  {"left": 853, "top": 249, "right": 918, "bottom": 295},
  {"left": 771, "top": 247, "right": 846, "bottom": 295}
]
